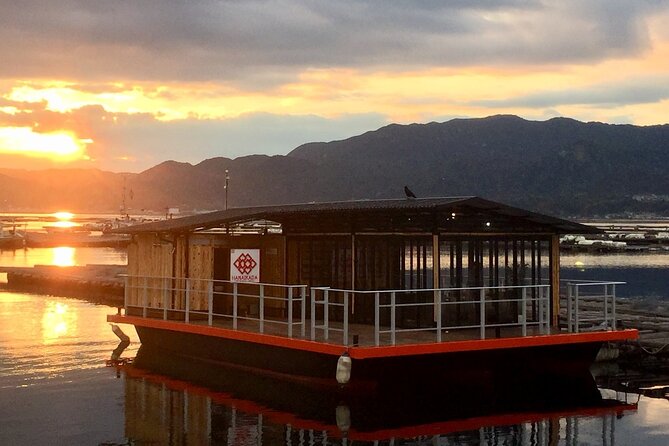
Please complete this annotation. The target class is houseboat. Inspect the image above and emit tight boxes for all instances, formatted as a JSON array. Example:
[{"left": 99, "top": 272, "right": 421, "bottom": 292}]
[{"left": 108, "top": 197, "right": 638, "bottom": 387}]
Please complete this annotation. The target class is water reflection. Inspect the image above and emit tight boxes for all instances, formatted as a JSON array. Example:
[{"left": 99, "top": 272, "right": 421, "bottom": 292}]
[
  {"left": 41, "top": 301, "right": 76, "bottom": 343},
  {"left": 0, "top": 246, "right": 127, "bottom": 267},
  {"left": 51, "top": 246, "right": 75, "bottom": 267},
  {"left": 120, "top": 347, "right": 637, "bottom": 445}
]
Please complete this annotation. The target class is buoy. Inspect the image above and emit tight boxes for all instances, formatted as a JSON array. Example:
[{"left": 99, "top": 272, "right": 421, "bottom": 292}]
[
  {"left": 336, "top": 352, "right": 352, "bottom": 385},
  {"left": 335, "top": 405, "right": 351, "bottom": 433},
  {"left": 111, "top": 324, "right": 130, "bottom": 342}
]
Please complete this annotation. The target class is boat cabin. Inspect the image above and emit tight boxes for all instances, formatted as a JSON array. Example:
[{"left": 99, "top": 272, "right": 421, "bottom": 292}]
[
  {"left": 111, "top": 196, "right": 636, "bottom": 385},
  {"left": 120, "top": 197, "right": 597, "bottom": 330}
]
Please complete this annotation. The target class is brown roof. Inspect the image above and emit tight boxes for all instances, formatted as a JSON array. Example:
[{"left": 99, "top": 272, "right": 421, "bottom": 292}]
[{"left": 116, "top": 197, "right": 599, "bottom": 235}]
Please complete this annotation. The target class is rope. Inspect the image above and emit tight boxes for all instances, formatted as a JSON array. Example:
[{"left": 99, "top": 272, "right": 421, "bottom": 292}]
[{"left": 637, "top": 340, "right": 669, "bottom": 356}]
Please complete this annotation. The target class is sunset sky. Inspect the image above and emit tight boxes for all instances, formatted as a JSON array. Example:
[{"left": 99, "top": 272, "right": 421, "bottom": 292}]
[{"left": 1, "top": 0, "right": 668, "bottom": 172}]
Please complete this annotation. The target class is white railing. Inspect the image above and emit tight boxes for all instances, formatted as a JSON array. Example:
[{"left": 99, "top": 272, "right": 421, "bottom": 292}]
[
  {"left": 311, "top": 284, "right": 552, "bottom": 347},
  {"left": 123, "top": 275, "right": 307, "bottom": 338},
  {"left": 561, "top": 280, "right": 624, "bottom": 333},
  {"left": 121, "top": 275, "right": 625, "bottom": 347}
]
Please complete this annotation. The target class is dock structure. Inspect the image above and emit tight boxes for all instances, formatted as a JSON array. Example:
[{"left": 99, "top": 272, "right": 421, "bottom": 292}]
[
  {"left": 107, "top": 197, "right": 638, "bottom": 386},
  {"left": 1, "top": 264, "right": 125, "bottom": 303}
]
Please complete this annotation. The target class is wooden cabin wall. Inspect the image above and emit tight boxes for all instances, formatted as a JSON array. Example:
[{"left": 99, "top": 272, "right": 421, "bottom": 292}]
[
  {"left": 127, "top": 233, "right": 174, "bottom": 308},
  {"left": 172, "top": 234, "right": 188, "bottom": 310},
  {"left": 188, "top": 237, "right": 214, "bottom": 311}
]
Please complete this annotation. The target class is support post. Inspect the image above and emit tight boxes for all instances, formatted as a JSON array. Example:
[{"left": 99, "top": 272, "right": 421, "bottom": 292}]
[
  {"left": 288, "top": 287, "right": 293, "bottom": 338},
  {"left": 310, "top": 288, "right": 316, "bottom": 340},
  {"left": 162, "top": 277, "right": 168, "bottom": 320},
  {"left": 142, "top": 276, "right": 148, "bottom": 318},
  {"left": 521, "top": 287, "right": 527, "bottom": 336},
  {"left": 480, "top": 288, "right": 486, "bottom": 339},
  {"left": 603, "top": 284, "right": 609, "bottom": 327},
  {"left": 324, "top": 289, "right": 329, "bottom": 341},
  {"left": 550, "top": 234, "right": 560, "bottom": 327},
  {"left": 301, "top": 287, "right": 306, "bottom": 337},
  {"left": 574, "top": 285, "right": 580, "bottom": 333},
  {"left": 567, "top": 283, "right": 573, "bottom": 332},
  {"left": 433, "top": 234, "right": 440, "bottom": 323},
  {"left": 124, "top": 276, "right": 129, "bottom": 313},
  {"left": 390, "top": 291, "right": 396, "bottom": 346},
  {"left": 611, "top": 284, "right": 617, "bottom": 330},
  {"left": 374, "top": 292, "right": 380, "bottom": 346},
  {"left": 436, "top": 290, "right": 442, "bottom": 343},
  {"left": 343, "top": 291, "right": 349, "bottom": 346},
  {"left": 185, "top": 279, "right": 190, "bottom": 323},
  {"left": 207, "top": 281, "right": 213, "bottom": 326},
  {"left": 259, "top": 284, "right": 265, "bottom": 334},
  {"left": 233, "top": 282, "right": 238, "bottom": 330}
]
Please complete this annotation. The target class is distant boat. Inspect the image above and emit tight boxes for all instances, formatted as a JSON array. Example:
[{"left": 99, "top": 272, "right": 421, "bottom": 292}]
[
  {"left": 42, "top": 224, "right": 91, "bottom": 235},
  {"left": 0, "top": 221, "right": 25, "bottom": 249}
]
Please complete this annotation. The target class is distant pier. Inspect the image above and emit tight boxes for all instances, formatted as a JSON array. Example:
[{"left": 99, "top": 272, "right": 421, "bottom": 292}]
[{"left": 0, "top": 264, "right": 125, "bottom": 305}]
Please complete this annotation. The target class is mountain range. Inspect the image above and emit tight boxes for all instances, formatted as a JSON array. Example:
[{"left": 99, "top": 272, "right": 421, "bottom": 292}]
[{"left": 2, "top": 115, "right": 669, "bottom": 217}]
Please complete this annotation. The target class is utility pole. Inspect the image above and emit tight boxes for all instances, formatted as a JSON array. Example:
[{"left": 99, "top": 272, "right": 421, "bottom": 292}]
[{"left": 224, "top": 169, "right": 230, "bottom": 210}]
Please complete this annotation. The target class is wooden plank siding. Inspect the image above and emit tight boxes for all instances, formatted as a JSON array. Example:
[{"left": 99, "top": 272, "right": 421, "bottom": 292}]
[
  {"left": 188, "top": 240, "right": 214, "bottom": 310},
  {"left": 127, "top": 233, "right": 174, "bottom": 308}
]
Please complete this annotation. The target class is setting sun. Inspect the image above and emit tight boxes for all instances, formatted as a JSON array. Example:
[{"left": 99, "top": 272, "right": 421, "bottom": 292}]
[
  {"left": 53, "top": 211, "right": 74, "bottom": 221},
  {"left": 0, "top": 127, "right": 90, "bottom": 162}
]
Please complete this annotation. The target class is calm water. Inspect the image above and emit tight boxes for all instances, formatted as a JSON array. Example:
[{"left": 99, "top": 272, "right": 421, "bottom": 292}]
[{"left": 0, "top": 247, "right": 668, "bottom": 445}]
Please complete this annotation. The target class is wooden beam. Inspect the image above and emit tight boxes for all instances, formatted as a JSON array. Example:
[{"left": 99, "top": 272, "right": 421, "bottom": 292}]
[{"left": 551, "top": 234, "right": 560, "bottom": 326}]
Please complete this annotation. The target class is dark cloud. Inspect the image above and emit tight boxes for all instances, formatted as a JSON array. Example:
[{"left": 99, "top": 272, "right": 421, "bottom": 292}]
[
  {"left": 0, "top": 0, "right": 665, "bottom": 86},
  {"left": 471, "top": 76, "right": 669, "bottom": 108}
]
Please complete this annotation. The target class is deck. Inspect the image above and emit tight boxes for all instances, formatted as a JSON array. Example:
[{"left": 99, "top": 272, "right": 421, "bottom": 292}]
[{"left": 109, "top": 275, "right": 638, "bottom": 359}]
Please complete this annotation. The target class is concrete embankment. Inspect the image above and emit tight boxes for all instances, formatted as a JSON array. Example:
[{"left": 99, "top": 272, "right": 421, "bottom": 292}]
[{"left": 0, "top": 264, "right": 125, "bottom": 306}]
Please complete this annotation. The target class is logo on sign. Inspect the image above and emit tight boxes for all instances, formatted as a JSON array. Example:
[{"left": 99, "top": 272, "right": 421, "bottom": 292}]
[
  {"left": 233, "top": 253, "right": 257, "bottom": 275},
  {"left": 230, "top": 249, "right": 260, "bottom": 283}
]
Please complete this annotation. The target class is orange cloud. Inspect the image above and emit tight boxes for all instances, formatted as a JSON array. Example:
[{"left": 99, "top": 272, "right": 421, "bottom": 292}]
[{"left": 0, "top": 127, "right": 91, "bottom": 162}]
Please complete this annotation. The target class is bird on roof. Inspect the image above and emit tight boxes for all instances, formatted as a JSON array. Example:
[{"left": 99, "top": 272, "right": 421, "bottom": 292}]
[{"left": 404, "top": 185, "right": 417, "bottom": 199}]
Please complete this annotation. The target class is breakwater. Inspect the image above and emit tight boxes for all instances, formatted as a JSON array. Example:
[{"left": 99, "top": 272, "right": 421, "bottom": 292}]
[{"left": 0, "top": 264, "right": 125, "bottom": 306}]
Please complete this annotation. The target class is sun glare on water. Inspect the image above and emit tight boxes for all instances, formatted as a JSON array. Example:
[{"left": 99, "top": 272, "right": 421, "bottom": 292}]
[
  {"left": 0, "top": 127, "right": 91, "bottom": 162},
  {"left": 52, "top": 247, "right": 76, "bottom": 267}
]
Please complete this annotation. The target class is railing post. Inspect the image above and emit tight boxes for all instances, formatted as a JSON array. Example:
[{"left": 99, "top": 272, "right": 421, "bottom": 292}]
[
  {"left": 343, "top": 292, "right": 349, "bottom": 346},
  {"left": 521, "top": 287, "right": 527, "bottom": 337},
  {"left": 163, "top": 277, "right": 170, "bottom": 321},
  {"left": 374, "top": 292, "right": 380, "bottom": 346},
  {"left": 603, "top": 284, "right": 609, "bottom": 328},
  {"left": 288, "top": 287, "right": 293, "bottom": 338},
  {"left": 207, "top": 281, "right": 213, "bottom": 326},
  {"left": 390, "top": 291, "right": 396, "bottom": 346},
  {"left": 310, "top": 288, "right": 316, "bottom": 341},
  {"left": 479, "top": 288, "right": 486, "bottom": 340},
  {"left": 233, "top": 282, "right": 238, "bottom": 330},
  {"left": 124, "top": 276, "right": 129, "bottom": 313},
  {"left": 539, "top": 287, "right": 550, "bottom": 334},
  {"left": 259, "top": 284, "right": 265, "bottom": 334},
  {"left": 567, "top": 283, "right": 573, "bottom": 333},
  {"left": 611, "top": 284, "right": 617, "bottom": 330},
  {"left": 574, "top": 285, "right": 580, "bottom": 333},
  {"left": 142, "top": 276, "right": 148, "bottom": 318},
  {"left": 436, "top": 290, "right": 442, "bottom": 343},
  {"left": 185, "top": 279, "right": 190, "bottom": 323},
  {"left": 301, "top": 287, "right": 306, "bottom": 338},
  {"left": 324, "top": 289, "right": 329, "bottom": 341}
]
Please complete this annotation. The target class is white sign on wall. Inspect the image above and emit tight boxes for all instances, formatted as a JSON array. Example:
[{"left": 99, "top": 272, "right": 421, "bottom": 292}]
[{"left": 230, "top": 249, "right": 260, "bottom": 283}]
